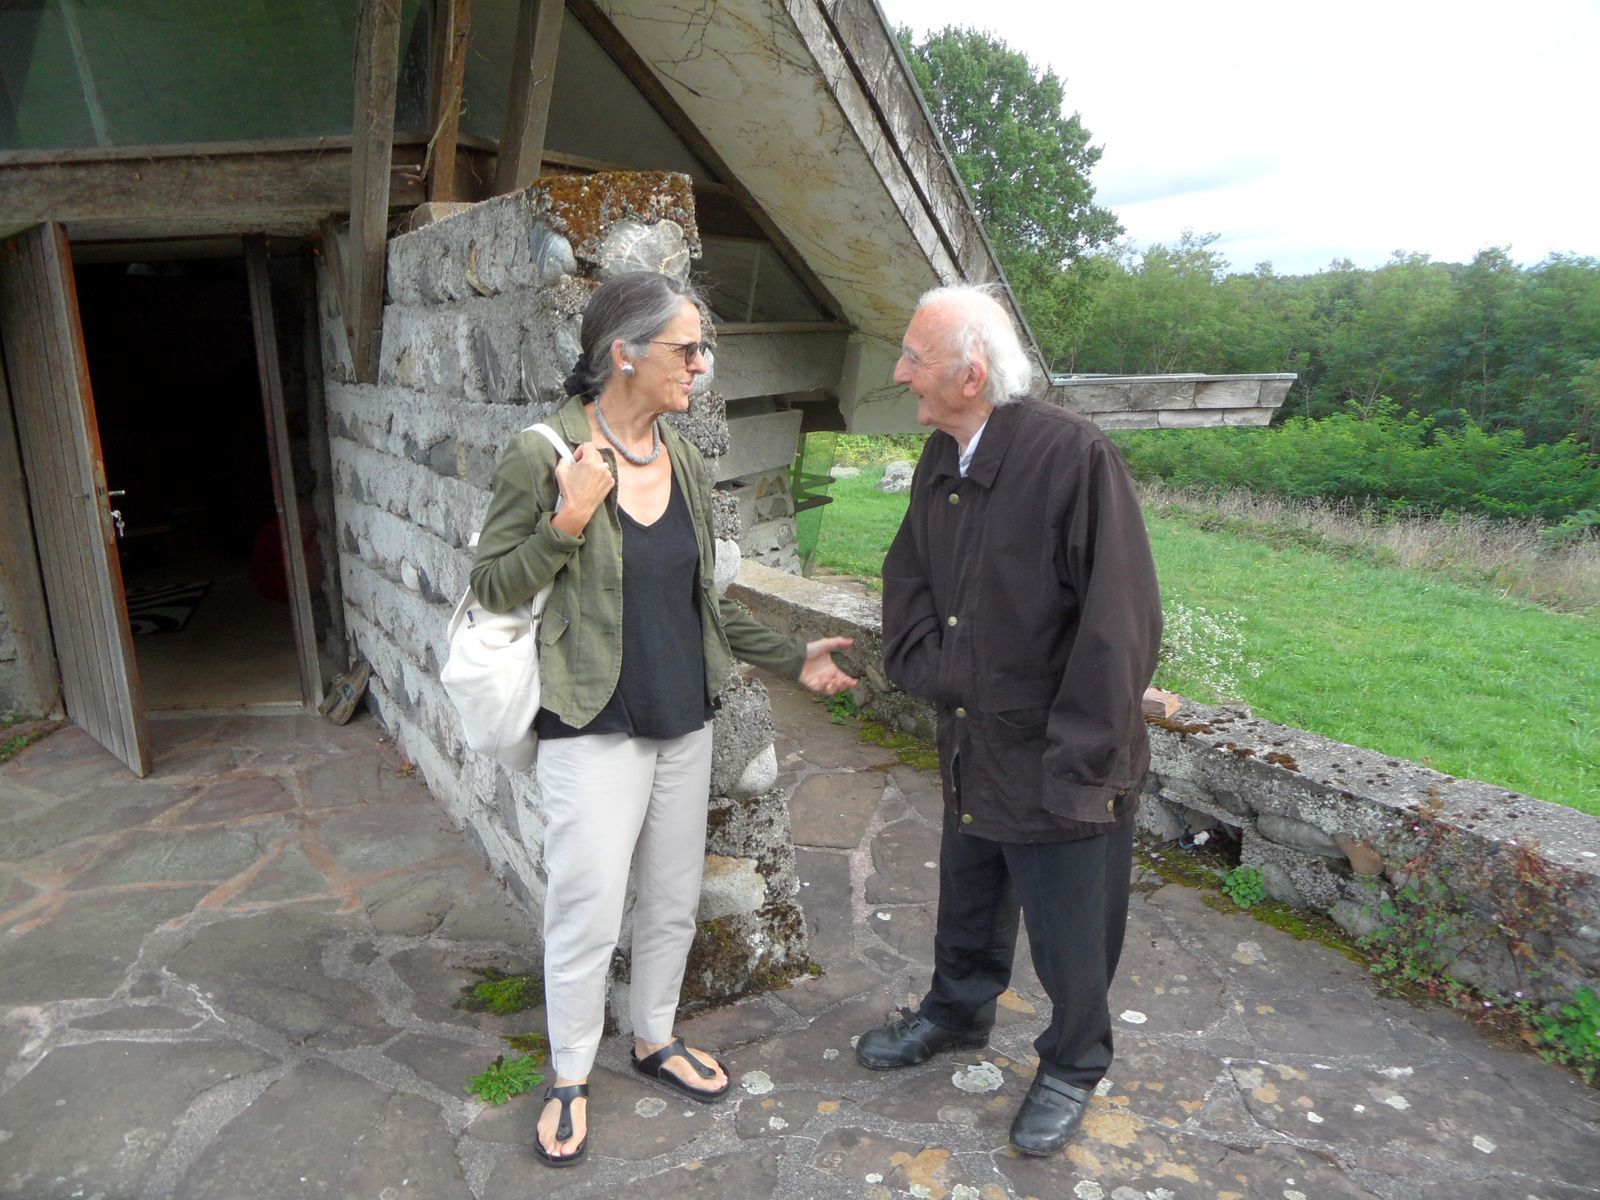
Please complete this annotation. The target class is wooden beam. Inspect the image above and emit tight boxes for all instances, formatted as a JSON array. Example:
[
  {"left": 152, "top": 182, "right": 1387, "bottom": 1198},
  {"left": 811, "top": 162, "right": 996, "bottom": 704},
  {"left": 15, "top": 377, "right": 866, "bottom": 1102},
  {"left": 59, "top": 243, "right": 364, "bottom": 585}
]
[
  {"left": 567, "top": 0, "right": 845, "bottom": 324},
  {"left": 495, "top": 0, "right": 565, "bottom": 195},
  {"left": 348, "top": 0, "right": 404, "bottom": 383},
  {"left": 243, "top": 236, "right": 323, "bottom": 708},
  {"left": 0, "top": 142, "right": 442, "bottom": 243},
  {"left": 426, "top": 0, "right": 473, "bottom": 201}
]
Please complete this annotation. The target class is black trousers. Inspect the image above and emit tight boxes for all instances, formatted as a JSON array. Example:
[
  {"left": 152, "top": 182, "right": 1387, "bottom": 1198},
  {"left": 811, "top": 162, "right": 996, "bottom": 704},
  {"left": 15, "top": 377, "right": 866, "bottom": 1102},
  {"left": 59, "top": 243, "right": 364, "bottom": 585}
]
[{"left": 918, "top": 805, "right": 1135, "bottom": 1089}]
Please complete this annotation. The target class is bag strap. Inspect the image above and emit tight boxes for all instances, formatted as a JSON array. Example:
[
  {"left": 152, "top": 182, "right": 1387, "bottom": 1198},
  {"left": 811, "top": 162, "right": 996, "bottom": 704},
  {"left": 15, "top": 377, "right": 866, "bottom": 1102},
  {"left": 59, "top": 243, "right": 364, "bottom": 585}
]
[
  {"left": 524, "top": 422, "right": 576, "bottom": 463},
  {"left": 466, "top": 422, "right": 576, "bottom": 551}
]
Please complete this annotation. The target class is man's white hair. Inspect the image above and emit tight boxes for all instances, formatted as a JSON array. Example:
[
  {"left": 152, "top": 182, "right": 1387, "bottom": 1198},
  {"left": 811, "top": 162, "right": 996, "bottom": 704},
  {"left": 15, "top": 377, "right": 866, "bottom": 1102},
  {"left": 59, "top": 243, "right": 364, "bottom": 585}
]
[{"left": 917, "top": 283, "right": 1036, "bottom": 406}]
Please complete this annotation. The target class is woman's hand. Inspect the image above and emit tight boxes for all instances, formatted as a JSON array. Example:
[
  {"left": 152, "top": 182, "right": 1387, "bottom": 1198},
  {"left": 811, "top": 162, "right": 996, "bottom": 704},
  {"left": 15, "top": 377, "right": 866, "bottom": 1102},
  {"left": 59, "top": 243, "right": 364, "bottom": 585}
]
[
  {"left": 551, "top": 441, "right": 614, "bottom": 536},
  {"left": 799, "top": 636, "right": 858, "bottom": 696}
]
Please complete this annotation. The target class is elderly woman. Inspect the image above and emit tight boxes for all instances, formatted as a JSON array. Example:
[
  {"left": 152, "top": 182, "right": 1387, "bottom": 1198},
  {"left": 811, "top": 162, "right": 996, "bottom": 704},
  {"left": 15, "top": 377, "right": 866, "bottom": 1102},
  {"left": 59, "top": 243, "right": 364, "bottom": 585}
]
[{"left": 469, "top": 271, "right": 856, "bottom": 1166}]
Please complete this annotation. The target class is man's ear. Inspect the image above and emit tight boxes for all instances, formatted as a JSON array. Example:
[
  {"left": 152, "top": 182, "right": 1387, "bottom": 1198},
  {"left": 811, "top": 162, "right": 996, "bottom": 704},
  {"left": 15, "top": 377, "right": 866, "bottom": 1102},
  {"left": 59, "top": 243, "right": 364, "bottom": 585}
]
[{"left": 962, "top": 357, "right": 989, "bottom": 401}]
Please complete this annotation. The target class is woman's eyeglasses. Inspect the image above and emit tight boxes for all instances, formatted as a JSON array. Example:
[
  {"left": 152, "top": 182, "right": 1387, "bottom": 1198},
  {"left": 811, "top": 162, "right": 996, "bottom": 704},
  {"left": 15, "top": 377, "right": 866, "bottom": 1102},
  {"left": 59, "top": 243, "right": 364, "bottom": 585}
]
[{"left": 652, "top": 339, "right": 713, "bottom": 365}]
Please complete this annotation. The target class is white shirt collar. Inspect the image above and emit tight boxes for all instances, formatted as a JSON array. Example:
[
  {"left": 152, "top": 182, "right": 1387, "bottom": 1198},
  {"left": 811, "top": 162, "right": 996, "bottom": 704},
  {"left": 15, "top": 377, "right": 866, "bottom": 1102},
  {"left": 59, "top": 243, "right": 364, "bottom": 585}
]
[{"left": 957, "top": 419, "right": 989, "bottom": 478}]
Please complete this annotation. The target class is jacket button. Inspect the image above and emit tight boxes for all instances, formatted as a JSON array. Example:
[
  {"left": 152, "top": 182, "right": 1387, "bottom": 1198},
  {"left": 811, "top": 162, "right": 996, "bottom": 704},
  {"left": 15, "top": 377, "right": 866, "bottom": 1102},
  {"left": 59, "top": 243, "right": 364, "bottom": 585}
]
[
  {"left": 955, "top": 706, "right": 967, "bottom": 718},
  {"left": 1106, "top": 797, "right": 1117, "bottom": 811},
  {"left": 947, "top": 615, "right": 958, "bottom": 627},
  {"left": 948, "top": 493, "right": 960, "bottom": 505},
  {"left": 961, "top": 813, "right": 973, "bottom": 825}
]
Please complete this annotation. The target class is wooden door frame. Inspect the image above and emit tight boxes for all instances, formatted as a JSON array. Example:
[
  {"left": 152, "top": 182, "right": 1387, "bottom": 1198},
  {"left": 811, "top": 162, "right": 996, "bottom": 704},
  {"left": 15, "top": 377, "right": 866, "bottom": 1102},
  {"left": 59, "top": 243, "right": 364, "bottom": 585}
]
[{"left": 243, "top": 236, "right": 325, "bottom": 709}]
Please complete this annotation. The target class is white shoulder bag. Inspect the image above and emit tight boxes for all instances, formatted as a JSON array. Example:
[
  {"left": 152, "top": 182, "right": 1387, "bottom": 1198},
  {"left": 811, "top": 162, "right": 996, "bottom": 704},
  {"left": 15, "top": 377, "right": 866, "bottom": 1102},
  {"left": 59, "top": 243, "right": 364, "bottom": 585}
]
[{"left": 441, "top": 423, "right": 574, "bottom": 770}]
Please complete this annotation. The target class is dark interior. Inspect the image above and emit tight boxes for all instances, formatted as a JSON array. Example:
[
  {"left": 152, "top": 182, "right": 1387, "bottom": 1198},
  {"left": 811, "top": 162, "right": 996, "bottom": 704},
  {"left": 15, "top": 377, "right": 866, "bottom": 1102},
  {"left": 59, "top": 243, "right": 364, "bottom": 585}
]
[{"left": 72, "top": 257, "right": 303, "bottom": 705}]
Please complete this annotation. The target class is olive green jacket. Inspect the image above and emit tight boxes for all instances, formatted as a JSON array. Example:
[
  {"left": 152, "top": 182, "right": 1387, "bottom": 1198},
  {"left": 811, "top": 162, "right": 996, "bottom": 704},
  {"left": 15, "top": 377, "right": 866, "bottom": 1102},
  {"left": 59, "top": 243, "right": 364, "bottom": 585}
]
[{"left": 468, "top": 396, "right": 806, "bottom": 729}]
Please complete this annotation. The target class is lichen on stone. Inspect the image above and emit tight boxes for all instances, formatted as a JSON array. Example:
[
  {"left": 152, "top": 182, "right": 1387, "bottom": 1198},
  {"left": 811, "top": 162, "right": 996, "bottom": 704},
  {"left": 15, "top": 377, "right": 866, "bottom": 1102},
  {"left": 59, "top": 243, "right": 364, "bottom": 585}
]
[{"left": 528, "top": 171, "right": 701, "bottom": 264}]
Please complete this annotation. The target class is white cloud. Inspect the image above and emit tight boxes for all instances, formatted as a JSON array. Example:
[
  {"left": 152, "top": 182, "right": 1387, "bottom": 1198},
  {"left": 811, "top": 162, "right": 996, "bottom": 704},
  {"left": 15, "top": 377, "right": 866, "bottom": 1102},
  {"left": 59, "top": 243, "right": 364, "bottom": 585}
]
[{"left": 879, "top": 0, "right": 1600, "bottom": 273}]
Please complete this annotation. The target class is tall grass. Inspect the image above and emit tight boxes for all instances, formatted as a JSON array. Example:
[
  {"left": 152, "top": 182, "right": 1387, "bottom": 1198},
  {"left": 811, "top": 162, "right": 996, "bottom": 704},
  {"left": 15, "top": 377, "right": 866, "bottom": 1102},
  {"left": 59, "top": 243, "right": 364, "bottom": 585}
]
[
  {"left": 808, "top": 465, "right": 1599, "bottom": 814},
  {"left": 1142, "top": 483, "right": 1600, "bottom": 613}
]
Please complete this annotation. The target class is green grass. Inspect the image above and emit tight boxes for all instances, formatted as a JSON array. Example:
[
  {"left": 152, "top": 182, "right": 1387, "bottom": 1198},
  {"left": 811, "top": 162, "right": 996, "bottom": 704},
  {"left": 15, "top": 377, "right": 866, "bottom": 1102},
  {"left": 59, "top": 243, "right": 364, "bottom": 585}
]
[
  {"left": 810, "top": 467, "right": 910, "bottom": 586},
  {"left": 1146, "top": 511, "right": 1598, "bottom": 814},
  {"left": 808, "top": 467, "right": 1600, "bottom": 815}
]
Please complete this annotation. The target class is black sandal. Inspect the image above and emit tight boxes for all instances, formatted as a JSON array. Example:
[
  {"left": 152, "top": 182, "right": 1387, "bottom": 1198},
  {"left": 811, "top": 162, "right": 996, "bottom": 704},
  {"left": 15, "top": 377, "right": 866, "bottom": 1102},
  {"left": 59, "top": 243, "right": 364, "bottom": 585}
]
[
  {"left": 533, "top": 1082, "right": 589, "bottom": 1168},
  {"left": 630, "top": 1036, "right": 731, "bottom": 1103}
]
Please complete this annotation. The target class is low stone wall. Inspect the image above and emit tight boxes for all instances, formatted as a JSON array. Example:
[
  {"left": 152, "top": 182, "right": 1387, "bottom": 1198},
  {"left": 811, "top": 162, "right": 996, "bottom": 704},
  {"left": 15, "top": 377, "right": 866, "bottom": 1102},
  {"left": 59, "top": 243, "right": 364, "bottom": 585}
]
[
  {"left": 730, "top": 559, "right": 1600, "bottom": 1012},
  {"left": 320, "top": 175, "right": 809, "bottom": 1023}
]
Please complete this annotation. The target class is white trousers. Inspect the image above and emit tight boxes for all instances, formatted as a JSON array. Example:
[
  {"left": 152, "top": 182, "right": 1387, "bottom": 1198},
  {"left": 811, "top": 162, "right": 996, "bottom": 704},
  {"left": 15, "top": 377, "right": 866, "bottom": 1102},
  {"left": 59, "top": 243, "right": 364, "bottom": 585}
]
[{"left": 534, "top": 722, "right": 714, "bottom": 1080}]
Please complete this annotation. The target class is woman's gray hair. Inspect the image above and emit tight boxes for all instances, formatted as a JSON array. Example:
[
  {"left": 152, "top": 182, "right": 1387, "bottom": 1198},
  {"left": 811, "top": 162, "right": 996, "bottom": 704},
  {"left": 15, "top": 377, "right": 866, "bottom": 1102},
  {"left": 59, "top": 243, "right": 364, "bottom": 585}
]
[
  {"left": 567, "top": 271, "right": 703, "bottom": 397},
  {"left": 917, "top": 283, "right": 1035, "bottom": 406}
]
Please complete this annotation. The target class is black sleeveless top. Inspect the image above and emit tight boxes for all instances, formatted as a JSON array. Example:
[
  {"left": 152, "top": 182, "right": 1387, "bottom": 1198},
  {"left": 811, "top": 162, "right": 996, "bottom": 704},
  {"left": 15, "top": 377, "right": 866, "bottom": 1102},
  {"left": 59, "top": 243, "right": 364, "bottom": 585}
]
[{"left": 535, "top": 474, "right": 713, "bottom": 740}]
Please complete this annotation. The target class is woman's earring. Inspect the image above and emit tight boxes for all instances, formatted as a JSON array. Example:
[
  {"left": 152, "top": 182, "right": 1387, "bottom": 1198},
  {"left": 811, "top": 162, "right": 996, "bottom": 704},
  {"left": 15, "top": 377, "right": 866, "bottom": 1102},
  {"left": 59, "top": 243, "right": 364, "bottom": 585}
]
[{"left": 620, "top": 363, "right": 635, "bottom": 376}]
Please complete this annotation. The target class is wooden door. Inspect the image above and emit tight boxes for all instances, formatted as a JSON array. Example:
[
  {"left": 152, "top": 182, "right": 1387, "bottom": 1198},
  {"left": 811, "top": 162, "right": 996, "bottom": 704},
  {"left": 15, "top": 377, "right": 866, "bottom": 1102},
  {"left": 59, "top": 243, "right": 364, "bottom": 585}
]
[{"left": 0, "top": 223, "right": 151, "bottom": 775}]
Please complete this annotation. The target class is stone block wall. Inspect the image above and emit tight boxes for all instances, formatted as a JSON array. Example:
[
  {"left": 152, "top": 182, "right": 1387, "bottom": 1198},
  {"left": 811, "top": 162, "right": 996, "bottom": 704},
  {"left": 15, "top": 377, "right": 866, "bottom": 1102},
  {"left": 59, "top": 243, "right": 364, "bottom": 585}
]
[
  {"left": 728, "top": 559, "right": 1600, "bottom": 1015},
  {"left": 318, "top": 173, "right": 808, "bottom": 1023},
  {"left": 725, "top": 465, "right": 801, "bottom": 574}
]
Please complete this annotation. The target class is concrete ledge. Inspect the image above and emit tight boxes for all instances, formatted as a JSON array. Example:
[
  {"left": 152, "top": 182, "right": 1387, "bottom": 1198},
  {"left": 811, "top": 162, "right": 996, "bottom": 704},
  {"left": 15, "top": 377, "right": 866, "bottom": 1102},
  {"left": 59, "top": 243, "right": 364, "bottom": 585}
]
[{"left": 730, "top": 560, "right": 1600, "bottom": 1010}]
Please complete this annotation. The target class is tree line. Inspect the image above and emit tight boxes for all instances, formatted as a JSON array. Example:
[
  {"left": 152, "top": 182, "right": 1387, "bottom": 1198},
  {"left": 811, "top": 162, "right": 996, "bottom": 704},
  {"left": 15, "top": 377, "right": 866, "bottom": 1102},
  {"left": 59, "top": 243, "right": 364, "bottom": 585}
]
[
  {"left": 899, "top": 27, "right": 1600, "bottom": 454},
  {"left": 1072, "top": 238, "right": 1600, "bottom": 454}
]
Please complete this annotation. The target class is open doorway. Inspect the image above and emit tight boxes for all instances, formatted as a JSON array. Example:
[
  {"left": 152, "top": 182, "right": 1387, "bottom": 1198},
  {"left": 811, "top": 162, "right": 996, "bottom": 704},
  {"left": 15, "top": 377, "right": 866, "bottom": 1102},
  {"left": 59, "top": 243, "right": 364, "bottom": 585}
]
[{"left": 73, "top": 255, "right": 314, "bottom": 709}]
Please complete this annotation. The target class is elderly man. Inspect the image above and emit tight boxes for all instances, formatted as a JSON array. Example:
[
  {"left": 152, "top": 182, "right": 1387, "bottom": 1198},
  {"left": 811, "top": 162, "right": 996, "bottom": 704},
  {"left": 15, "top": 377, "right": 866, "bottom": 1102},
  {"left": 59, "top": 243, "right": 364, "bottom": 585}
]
[{"left": 855, "top": 285, "right": 1162, "bottom": 1156}]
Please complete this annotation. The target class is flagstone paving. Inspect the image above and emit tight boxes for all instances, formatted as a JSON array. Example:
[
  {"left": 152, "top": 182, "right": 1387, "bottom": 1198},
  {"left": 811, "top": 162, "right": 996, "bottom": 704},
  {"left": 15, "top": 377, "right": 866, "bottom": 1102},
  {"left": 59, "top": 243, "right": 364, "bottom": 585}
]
[{"left": 2, "top": 683, "right": 1597, "bottom": 1200}]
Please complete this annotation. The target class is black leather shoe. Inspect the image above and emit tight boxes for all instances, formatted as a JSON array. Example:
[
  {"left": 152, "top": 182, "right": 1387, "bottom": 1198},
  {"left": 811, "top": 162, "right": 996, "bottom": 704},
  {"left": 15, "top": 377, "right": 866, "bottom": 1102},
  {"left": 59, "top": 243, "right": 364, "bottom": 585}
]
[
  {"left": 855, "top": 1007, "right": 988, "bottom": 1070},
  {"left": 1009, "top": 1073, "right": 1093, "bottom": 1156}
]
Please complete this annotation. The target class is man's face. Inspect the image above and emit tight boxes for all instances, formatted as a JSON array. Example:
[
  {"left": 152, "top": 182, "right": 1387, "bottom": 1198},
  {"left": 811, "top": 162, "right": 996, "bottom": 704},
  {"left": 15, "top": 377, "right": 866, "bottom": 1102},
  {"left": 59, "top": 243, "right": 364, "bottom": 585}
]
[{"left": 893, "top": 304, "right": 978, "bottom": 439}]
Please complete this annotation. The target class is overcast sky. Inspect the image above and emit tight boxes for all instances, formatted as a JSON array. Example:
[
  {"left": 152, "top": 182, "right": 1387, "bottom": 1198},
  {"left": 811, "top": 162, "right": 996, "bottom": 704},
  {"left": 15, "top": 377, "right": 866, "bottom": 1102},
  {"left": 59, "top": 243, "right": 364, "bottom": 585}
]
[{"left": 878, "top": 0, "right": 1600, "bottom": 276}]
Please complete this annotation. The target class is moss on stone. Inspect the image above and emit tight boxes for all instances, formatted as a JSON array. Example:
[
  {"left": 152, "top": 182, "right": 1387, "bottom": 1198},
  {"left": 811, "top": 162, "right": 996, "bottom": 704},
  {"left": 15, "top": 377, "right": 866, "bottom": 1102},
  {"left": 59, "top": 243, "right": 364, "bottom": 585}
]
[
  {"left": 680, "top": 903, "right": 810, "bottom": 1011},
  {"left": 858, "top": 720, "right": 941, "bottom": 772},
  {"left": 1140, "top": 841, "right": 1367, "bottom": 965},
  {"left": 531, "top": 170, "right": 699, "bottom": 263},
  {"left": 457, "top": 969, "right": 544, "bottom": 1015},
  {"left": 503, "top": 1031, "right": 550, "bottom": 1062}
]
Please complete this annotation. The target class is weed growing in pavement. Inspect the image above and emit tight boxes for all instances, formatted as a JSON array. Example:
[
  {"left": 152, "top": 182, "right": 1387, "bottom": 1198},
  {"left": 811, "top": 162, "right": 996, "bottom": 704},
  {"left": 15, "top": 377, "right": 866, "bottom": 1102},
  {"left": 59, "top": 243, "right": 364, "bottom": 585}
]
[
  {"left": 1530, "top": 987, "right": 1600, "bottom": 1084},
  {"left": 825, "top": 692, "right": 859, "bottom": 724},
  {"left": 1221, "top": 864, "right": 1266, "bottom": 908},
  {"left": 465, "top": 1054, "right": 543, "bottom": 1105}
]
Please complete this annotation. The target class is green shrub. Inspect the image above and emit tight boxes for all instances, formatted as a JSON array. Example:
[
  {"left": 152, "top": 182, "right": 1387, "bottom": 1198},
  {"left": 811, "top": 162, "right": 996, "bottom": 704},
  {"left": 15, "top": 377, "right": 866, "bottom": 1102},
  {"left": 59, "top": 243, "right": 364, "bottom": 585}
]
[{"left": 1112, "top": 401, "right": 1600, "bottom": 523}]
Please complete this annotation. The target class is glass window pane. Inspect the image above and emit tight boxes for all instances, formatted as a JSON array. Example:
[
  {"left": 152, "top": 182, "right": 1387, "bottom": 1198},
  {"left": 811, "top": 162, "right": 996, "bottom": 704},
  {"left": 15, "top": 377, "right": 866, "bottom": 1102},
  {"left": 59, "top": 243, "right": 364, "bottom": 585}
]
[
  {"left": 698, "top": 238, "right": 827, "bottom": 325},
  {"left": 463, "top": 2, "right": 708, "bottom": 181},
  {"left": 0, "top": 0, "right": 430, "bottom": 151}
]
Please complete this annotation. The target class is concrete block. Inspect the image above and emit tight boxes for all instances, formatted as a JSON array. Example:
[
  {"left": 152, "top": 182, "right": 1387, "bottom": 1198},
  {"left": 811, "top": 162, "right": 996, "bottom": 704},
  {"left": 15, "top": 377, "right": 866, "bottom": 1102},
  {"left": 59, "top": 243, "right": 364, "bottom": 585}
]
[
  {"left": 710, "top": 679, "right": 777, "bottom": 796},
  {"left": 697, "top": 855, "right": 768, "bottom": 922},
  {"left": 715, "top": 410, "right": 803, "bottom": 483},
  {"left": 1193, "top": 378, "right": 1263, "bottom": 409}
]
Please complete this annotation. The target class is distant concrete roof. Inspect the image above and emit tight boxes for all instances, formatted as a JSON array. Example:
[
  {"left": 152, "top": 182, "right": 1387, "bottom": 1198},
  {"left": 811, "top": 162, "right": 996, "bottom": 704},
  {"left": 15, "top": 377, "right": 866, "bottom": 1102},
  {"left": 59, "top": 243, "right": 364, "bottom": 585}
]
[{"left": 1048, "top": 374, "right": 1298, "bottom": 430}]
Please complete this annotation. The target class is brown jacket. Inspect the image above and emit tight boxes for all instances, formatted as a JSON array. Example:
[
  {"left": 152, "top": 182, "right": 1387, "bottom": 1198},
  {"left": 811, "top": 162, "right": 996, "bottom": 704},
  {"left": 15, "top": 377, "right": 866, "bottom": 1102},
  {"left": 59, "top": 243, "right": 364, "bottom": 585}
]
[{"left": 882, "top": 398, "right": 1162, "bottom": 841}]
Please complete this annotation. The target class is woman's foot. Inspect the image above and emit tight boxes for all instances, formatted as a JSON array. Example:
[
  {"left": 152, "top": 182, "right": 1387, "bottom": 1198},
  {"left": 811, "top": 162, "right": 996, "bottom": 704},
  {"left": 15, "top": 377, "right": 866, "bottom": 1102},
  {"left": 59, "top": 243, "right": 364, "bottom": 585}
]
[
  {"left": 633, "top": 1037, "right": 728, "bottom": 1096},
  {"left": 535, "top": 1077, "right": 588, "bottom": 1162}
]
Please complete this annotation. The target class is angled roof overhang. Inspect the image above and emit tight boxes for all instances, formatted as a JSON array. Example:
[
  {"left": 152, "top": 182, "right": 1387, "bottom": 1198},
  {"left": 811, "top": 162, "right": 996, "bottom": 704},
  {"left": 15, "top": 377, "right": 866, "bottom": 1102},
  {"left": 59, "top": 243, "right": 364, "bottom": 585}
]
[{"left": 591, "top": 0, "right": 1033, "bottom": 431}]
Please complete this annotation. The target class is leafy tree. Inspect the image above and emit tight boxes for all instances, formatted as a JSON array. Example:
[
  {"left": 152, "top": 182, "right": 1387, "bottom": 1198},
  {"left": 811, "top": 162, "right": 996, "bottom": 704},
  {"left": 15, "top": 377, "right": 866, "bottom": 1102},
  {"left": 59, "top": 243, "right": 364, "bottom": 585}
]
[{"left": 897, "top": 26, "right": 1122, "bottom": 368}]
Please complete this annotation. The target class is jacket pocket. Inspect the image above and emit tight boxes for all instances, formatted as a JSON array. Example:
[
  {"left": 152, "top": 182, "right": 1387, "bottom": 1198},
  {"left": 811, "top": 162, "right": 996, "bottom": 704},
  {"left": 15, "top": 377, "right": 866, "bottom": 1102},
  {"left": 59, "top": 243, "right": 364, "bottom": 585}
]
[
  {"left": 537, "top": 606, "right": 569, "bottom": 646},
  {"left": 992, "top": 704, "right": 1050, "bottom": 732},
  {"left": 981, "top": 679, "right": 1058, "bottom": 713}
]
